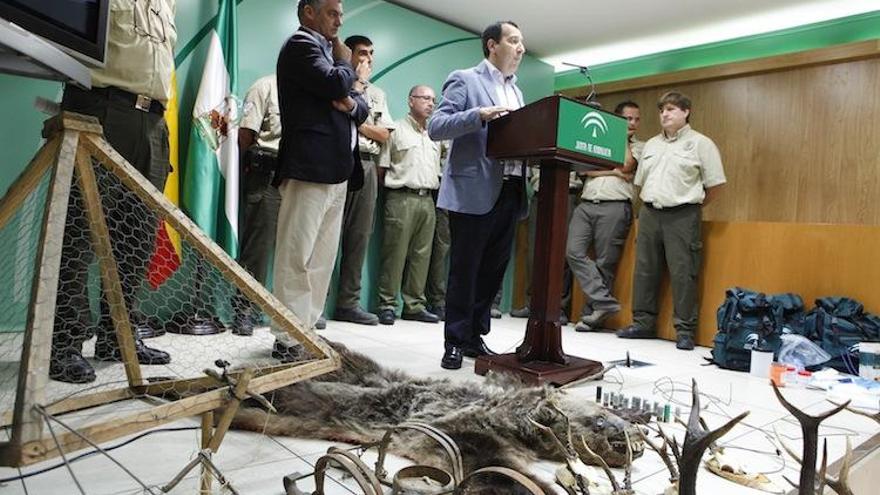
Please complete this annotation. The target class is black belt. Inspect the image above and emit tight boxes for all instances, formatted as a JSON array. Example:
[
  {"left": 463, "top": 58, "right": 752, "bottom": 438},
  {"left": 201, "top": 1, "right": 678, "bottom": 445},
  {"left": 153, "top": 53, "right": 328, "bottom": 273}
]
[
  {"left": 388, "top": 186, "right": 434, "bottom": 197},
  {"left": 645, "top": 202, "right": 700, "bottom": 212},
  {"left": 502, "top": 175, "right": 524, "bottom": 183},
  {"left": 89, "top": 86, "right": 166, "bottom": 115},
  {"left": 359, "top": 152, "right": 376, "bottom": 161},
  {"left": 585, "top": 199, "right": 630, "bottom": 204}
]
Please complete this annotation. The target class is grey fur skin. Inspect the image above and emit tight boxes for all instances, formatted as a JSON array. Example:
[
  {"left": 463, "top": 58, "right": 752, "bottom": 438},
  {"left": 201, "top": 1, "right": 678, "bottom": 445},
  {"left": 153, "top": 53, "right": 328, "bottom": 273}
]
[{"left": 231, "top": 342, "right": 643, "bottom": 478}]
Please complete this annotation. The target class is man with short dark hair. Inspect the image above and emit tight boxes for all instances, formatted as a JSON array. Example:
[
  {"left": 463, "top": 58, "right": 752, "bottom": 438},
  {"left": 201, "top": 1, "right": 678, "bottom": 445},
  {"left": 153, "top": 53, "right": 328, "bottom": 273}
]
[
  {"left": 272, "top": 0, "right": 368, "bottom": 360},
  {"left": 332, "top": 34, "right": 395, "bottom": 326},
  {"left": 567, "top": 100, "right": 641, "bottom": 332},
  {"left": 428, "top": 21, "right": 528, "bottom": 370},
  {"left": 617, "top": 91, "right": 726, "bottom": 350},
  {"left": 376, "top": 85, "right": 442, "bottom": 325}
]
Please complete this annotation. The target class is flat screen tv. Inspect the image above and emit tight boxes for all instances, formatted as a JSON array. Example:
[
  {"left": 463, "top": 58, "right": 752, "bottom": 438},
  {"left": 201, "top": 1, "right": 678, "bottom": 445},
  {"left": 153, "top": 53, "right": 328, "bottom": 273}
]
[{"left": 0, "top": 0, "right": 109, "bottom": 67}]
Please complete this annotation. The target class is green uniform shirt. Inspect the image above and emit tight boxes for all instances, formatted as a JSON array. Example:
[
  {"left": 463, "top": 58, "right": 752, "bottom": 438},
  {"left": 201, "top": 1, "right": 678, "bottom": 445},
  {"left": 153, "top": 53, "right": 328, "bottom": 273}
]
[
  {"left": 91, "top": 0, "right": 177, "bottom": 104},
  {"left": 635, "top": 125, "right": 726, "bottom": 208},
  {"left": 358, "top": 84, "right": 396, "bottom": 159},
  {"left": 582, "top": 137, "right": 644, "bottom": 201},
  {"left": 240, "top": 75, "right": 281, "bottom": 151},
  {"left": 383, "top": 114, "right": 442, "bottom": 190}
]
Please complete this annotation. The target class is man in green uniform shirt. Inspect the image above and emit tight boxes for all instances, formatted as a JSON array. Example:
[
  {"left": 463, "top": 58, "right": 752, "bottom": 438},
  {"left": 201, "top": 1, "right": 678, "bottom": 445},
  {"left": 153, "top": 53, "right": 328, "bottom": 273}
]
[
  {"left": 376, "top": 86, "right": 442, "bottom": 325},
  {"left": 617, "top": 91, "right": 726, "bottom": 350}
]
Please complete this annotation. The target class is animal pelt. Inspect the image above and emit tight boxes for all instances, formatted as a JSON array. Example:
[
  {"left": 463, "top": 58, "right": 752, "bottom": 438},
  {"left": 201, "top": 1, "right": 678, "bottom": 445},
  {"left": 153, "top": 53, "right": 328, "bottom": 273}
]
[{"left": 231, "top": 342, "right": 644, "bottom": 484}]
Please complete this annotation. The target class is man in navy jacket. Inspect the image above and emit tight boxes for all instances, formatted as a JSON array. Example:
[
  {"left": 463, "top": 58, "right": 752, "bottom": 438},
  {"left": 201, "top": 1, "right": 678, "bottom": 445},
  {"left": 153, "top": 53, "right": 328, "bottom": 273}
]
[{"left": 272, "top": 0, "right": 368, "bottom": 361}]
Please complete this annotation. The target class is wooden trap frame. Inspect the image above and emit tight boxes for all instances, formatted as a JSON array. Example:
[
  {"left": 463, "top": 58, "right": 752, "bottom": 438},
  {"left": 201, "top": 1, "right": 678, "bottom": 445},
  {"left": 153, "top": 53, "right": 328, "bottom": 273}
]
[{"left": 0, "top": 112, "right": 339, "bottom": 473}]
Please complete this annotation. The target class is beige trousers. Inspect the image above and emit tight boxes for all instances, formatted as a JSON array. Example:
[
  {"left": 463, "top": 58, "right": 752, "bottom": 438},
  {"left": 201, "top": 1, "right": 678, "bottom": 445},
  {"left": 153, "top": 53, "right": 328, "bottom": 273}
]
[{"left": 271, "top": 178, "right": 347, "bottom": 345}]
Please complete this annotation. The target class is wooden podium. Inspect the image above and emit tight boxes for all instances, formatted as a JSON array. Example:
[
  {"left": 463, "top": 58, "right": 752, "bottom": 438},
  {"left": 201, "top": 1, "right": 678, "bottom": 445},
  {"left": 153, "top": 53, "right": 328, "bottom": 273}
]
[{"left": 474, "top": 95, "right": 628, "bottom": 386}]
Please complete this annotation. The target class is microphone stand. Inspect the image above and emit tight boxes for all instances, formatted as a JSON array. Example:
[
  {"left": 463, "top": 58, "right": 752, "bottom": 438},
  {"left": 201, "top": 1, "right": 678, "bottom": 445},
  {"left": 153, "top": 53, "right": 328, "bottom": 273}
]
[{"left": 561, "top": 61, "right": 601, "bottom": 108}]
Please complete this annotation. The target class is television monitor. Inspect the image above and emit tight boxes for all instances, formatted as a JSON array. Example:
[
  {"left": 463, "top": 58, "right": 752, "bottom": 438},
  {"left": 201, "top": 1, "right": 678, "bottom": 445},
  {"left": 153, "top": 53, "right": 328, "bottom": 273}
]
[{"left": 0, "top": 0, "right": 109, "bottom": 67}]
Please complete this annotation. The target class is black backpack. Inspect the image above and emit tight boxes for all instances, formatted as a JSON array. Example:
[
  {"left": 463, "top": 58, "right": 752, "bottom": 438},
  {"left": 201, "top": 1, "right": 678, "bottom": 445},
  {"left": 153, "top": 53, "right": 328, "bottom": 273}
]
[
  {"left": 711, "top": 288, "right": 805, "bottom": 371},
  {"left": 804, "top": 297, "right": 880, "bottom": 373}
]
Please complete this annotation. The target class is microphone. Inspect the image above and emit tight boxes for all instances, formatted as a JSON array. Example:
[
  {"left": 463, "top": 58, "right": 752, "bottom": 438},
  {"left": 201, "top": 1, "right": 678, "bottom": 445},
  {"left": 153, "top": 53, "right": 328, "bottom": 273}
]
[{"left": 561, "top": 61, "right": 600, "bottom": 108}]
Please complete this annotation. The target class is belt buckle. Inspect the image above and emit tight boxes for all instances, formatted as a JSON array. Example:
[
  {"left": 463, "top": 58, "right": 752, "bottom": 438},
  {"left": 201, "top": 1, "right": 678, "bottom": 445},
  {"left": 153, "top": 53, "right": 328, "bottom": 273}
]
[
  {"left": 590, "top": 199, "right": 601, "bottom": 204},
  {"left": 135, "top": 94, "right": 152, "bottom": 112}
]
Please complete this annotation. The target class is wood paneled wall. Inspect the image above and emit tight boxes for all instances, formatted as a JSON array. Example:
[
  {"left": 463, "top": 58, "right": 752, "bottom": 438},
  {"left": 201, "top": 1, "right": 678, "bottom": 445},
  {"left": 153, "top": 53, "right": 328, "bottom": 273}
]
[
  {"left": 512, "top": 52, "right": 880, "bottom": 344},
  {"left": 566, "top": 56, "right": 880, "bottom": 225},
  {"left": 569, "top": 221, "right": 880, "bottom": 346}
]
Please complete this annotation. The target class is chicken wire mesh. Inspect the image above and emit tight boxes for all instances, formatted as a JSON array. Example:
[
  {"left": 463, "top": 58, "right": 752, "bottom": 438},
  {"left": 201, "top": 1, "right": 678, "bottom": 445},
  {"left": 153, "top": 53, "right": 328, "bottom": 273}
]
[{"left": 0, "top": 124, "right": 336, "bottom": 468}]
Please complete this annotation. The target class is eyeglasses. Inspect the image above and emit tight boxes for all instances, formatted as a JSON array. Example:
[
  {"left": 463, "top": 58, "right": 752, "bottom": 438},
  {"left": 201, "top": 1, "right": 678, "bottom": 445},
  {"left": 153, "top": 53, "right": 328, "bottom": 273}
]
[{"left": 410, "top": 95, "right": 436, "bottom": 103}]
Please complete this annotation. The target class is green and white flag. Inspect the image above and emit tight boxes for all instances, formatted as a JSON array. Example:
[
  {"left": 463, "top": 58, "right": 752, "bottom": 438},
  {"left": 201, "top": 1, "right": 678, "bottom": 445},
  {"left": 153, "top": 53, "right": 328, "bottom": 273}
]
[{"left": 182, "top": 0, "right": 239, "bottom": 256}]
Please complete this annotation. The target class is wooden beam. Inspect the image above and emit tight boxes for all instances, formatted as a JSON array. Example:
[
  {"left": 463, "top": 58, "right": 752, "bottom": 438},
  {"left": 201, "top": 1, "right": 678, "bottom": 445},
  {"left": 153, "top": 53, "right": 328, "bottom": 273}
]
[
  {"left": 10, "top": 359, "right": 336, "bottom": 466},
  {"left": 200, "top": 412, "right": 214, "bottom": 495},
  {"left": 0, "top": 137, "right": 60, "bottom": 230},
  {"left": 74, "top": 146, "right": 143, "bottom": 386},
  {"left": 41, "top": 112, "right": 103, "bottom": 139},
  {"left": 9, "top": 130, "right": 79, "bottom": 464},
  {"left": 560, "top": 39, "right": 880, "bottom": 97},
  {"left": 206, "top": 368, "right": 253, "bottom": 452},
  {"left": 81, "top": 134, "right": 337, "bottom": 363},
  {"left": 1, "top": 388, "right": 135, "bottom": 428}
]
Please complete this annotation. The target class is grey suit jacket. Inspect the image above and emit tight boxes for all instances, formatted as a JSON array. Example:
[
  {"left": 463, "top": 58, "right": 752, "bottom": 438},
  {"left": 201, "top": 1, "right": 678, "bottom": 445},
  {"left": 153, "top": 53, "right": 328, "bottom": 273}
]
[{"left": 428, "top": 60, "right": 527, "bottom": 217}]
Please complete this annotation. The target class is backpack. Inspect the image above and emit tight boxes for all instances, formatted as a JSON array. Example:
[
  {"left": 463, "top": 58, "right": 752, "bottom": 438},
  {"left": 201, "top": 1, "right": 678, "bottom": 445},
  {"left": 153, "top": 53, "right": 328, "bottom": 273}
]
[
  {"left": 711, "top": 288, "right": 788, "bottom": 371},
  {"left": 805, "top": 297, "right": 880, "bottom": 373}
]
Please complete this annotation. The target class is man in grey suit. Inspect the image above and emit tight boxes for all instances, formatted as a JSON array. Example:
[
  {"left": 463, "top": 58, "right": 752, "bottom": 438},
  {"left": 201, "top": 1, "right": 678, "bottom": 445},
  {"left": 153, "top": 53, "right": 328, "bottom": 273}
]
[{"left": 428, "top": 21, "right": 527, "bottom": 370}]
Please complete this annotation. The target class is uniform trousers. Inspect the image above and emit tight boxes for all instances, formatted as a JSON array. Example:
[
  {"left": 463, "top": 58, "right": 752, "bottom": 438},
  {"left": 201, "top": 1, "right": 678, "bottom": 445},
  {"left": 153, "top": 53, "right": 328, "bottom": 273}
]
[
  {"left": 566, "top": 200, "right": 632, "bottom": 314},
  {"left": 53, "top": 85, "right": 169, "bottom": 355},
  {"left": 376, "top": 189, "right": 436, "bottom": 314},
  {"left": 272, "top": 178, "right": 347, "bottom": 344},
  {"left": 631, "top": 203, "right": 702, "bottom": 337},
  {"left": 335, "top": 159, "right": 377, "bottom": 310},
  {"left": 425, "top": 205, "right": 450, "bottom": 310}
]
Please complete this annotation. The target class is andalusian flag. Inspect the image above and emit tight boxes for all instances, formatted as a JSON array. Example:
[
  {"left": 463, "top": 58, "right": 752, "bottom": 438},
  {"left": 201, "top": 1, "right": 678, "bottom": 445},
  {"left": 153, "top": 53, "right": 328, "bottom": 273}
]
[
  {"left": 181, "top": 0, "right": 239, "bottom": 256},
  {"left": 147, "top": 70, "right": 183, "bottom": 289}
]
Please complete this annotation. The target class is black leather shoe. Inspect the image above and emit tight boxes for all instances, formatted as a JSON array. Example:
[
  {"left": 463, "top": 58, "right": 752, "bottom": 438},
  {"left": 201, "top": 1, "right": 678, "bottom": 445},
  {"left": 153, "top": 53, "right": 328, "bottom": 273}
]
[
  {"left": 401, "top": 309, "right": 440, "bottom": 323},
  {"left": 378, "top": 309, "right": 396, "bottom": 325},
  {"left": 441, "top": 346, "right": 463, "bottom": 370},
  {"left": 94, "top": 338, "right": 171, "bottom": 365},
  {"left": 462, "top": 338, "right": 497, "bottom": 358},
  {"left": 334, "top": 306, "right": 379, "bottom": 325},
  {"left": 427, "top": 305, "right": 445, "bottom": 321},
  {"left": 132, "top": 313, "right": 166, "bottom": 339},
  {"left": 272, "top": 340, "right": 306, "bottom": 363},
  {"left": 510, "top": 306, "right": 530, "bottom": 318},
  {"left": 50, "top": 350, "right": 96, "bottom": 384},
  {"left": 231, "top": 313, "right": 256, "bottom": 336},
  {"left": 615, "top": 325, "right": 657, "bottom": 339},
  {"left": 676, "top": 334, "right": 695, "bottom": 350}
]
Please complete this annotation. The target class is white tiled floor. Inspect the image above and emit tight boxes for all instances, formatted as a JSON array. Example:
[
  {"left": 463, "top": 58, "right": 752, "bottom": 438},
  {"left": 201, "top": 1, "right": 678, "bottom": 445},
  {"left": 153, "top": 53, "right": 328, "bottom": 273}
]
[{"left": 1, "top": 316, "right": 877, "bottom": 494}]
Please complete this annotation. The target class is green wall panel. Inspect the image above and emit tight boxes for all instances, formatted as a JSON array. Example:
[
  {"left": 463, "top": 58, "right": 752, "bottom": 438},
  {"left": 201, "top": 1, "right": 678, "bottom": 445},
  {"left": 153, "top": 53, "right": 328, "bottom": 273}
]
[{"left": 555, "top": 10, "right": 880, "bottom": 92}]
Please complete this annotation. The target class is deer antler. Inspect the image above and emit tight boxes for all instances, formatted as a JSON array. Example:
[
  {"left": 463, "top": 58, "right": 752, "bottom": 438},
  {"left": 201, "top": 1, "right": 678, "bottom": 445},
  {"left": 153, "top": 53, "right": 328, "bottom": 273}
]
[
  {"left": 640, "top": 427, "right": 680, "bottom": 483},
  {"left": 580, "top": 434, "right": 622, "bottom": 493},
  {"left": 528, "top": 412, "right": 591, "bottom": 494},
  {"left": 771, "top": 382, "right": 849, "bottom": 493},
  {"left": 678, "top": 379, "right": 749, "bottom": 495},
  {"left": 775, "top": 426, "right": 854, "bottom": 495},
  {"left": 828, "top": 399, "right": 880, "bottom": 426}
]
